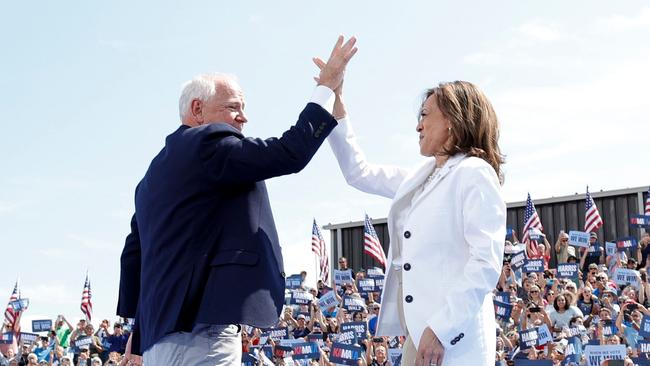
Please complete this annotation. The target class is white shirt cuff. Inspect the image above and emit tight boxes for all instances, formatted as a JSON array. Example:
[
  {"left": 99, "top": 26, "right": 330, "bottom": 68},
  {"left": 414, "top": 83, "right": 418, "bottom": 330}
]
[{"left": 310, "top": 85, "right": 335, "bottom": 115}]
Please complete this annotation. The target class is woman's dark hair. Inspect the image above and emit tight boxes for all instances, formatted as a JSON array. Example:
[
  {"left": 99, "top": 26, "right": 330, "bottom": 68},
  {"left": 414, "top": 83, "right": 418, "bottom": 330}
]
[
  {"left": 553, "top": 293, "right": 572, "bottom": 312},
  {"left": 424, "top": 81, "right": 505, "bottom": 184}
]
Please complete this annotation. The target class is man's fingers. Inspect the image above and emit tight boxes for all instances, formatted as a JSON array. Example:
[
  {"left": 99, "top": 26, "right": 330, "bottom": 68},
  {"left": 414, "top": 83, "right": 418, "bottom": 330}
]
[
  {"left": 329, "top": 35, "right": 345, "bottom": 59},
  {"left": 312, "top": 57, "right": 326, "bottom": 69},
  {"left": 341, "top": 36, "right": 357, "bottom": 53},
  {"left": 345, "top": 47, "right": 358, "bottom": 62}
]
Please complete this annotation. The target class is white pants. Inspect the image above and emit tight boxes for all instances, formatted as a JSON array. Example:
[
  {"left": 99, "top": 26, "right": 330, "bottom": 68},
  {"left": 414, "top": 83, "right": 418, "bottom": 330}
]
[{"left": 143, "top": 324, "right": 241, "bottom": 366}]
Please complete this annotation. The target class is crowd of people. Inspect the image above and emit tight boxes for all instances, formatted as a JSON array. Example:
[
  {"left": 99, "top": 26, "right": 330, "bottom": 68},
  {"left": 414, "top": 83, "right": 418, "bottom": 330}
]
[
  {"left": 4, "top": 229, "right": 650, "bottom": 366},
  {"left": 495, "top": 230, "right": 650, "bottom": 366},
  {"left": 0, "top": 316, "right": 130, "bottom": 366}
]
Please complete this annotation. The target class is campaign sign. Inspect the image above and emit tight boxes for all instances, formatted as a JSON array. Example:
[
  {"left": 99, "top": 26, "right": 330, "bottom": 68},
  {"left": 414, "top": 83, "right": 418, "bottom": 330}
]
[
  {"left": 75, "top": 337, "right": 94, "bottom": 348},
  {"left": 318, "top": 290, "right": 339, "bottom": 311},
  {"left": 368, "top": 274, "right": 385, "bottom": 292},
  {"left": 336, "top": 330, "right": 357, "bottom": 345},
  {"left": 20, "top": 332, "right": 39, "bottom": 344},
  {"left": 273, "top": 345, "right": 293, "bottom": 358},
  {"left": 306, "top": 334, "right": 324, "bottom": 347},
  {"left": 613, "top": 268, "right": 640, "bottom": 289},
  {"left": 567, "top": 326, "right": 583, "bottom": 337},
  {"left": 638, "top": 340, "right": 650, "bottom": 355},
  {"left": 10, "top": 298, "right": 29, "bottom": 311},
  {"left": 630, "top": 215, "right": 650, "bottom": 228},
  {"left": 511, "top": 251, "right": 526, "bottom": 270},
  {"left": 340, "top": 322, "right": 367, "bottom": 340},
  {"left": 529, "top": 228, "right": 544, "bottom": 241},
  {"left": 286, "top": 274, "right": 303, "bottom": 290},
  {"left": 367, "top": 267, "right": 384, "bottom": 277},
  {"left": 291, "top": 342, "right": 320, "bottom": 360},
  {"left": 334, "top": 269, "right": 354, "bottom": 285},
  {"left": 584, "top": 344, "right": 626, "bottom": 366},
  {"left": 290, "top": 290, "right": 313, "bottom": 305},
  {"left": 241, "top": 352, "right": 258, "bottom": 366},
  {"left": 495, "top": 291, "right": 510, "bottom": 304},
  {"left": 563, "top": 336, "right": 583, "bottom": 366},
  {"left": 556, "top": 263, "right": 579, "bottom": 279},
  {"left": 617, "top": 237, "right": 638, "bottom": 251},
  {"left": 569, "top": 231, "right": 590, "bottom": 248},
  {"left": 329, "top": 342, "right": 363, "bottom": 365},
  {"left": 357, "top": 278, "right": 375, "bottom": 293},
  {"left": 631, "top": 358, "right": 650, "bottom": 366},
  {"left": 536, "top": 324, "right": 552, "bottom": 346},
  {"left": 32, "top": 319, "right": 52, "bottom": 332},
  {"left": 266, "top": 327, "right": 289, "bottom": 342},
  {"left": 387, "top": 348, "right": 402, "bottom": 366},
  {"left": 494, "top": 300, "right": 513, "bottom": 321},
  {"left": 601, "top": 320, "right": 618, "bottom": 337},
  {"left": 0, "top": 332, "right": 12, "bottom": 345},
  {"left": 519, "top": 328, "right": 539, "bottom": 349},
  {"left": 606, "top": 242, "right": 617, "bottom": 256},
  {"left": 522, "top": 258, "right": 545, "bottom": 273},
  {"left": 639, "top": 315, "right": 650, "bottom": 337},
  {"left": 342, "top": 296, "right": 366, "bottom": 312}
]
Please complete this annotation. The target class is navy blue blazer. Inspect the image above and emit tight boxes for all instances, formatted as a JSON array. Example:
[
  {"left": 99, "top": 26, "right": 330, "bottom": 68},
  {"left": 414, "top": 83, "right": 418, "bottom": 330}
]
[{"left": 117, "top": 102, "right": 337, "bottom": 354}]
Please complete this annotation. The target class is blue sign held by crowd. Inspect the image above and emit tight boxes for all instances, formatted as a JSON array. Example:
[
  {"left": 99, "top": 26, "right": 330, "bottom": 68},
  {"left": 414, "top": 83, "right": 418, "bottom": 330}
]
[
  {"left": 357, "top": 278, "right": 375, "bottom": 293},
  {"left": 340, "top": 322, "right": 367, "bottom": 341},
  {"left": 342, "top": 296, "right": 366, "bottom": 312},
  {"left": 556, "top": 263, "right": 579, "bottom": 279},
  {"left": 290, "top": 290, "right": 313, "bottom": 305},
  {"left": 638, "top": 340, "right": 650, "bottom": 355},
  {"left": 617, "top": 237, "right": 638, "bottom": 251},
  {"left": 285, "top": 274, "right": 303, "bottom": 290},
  {"left": 522, "top": 258, "right": 545, "bottom": 273},
  {"left": 601, "top": 320, "right": 618, "bottom": 337},
  {"left": 562, "top": 336, "right": 583, "bottom": 366},
  {"left": 291, "top": 342, "right": 320, "bottom": 360},
  {"left": 32, "top": 319, "right": 52, "bottom": 332},
  {"left": 510, "top": 251, "right": 526, "bottom": 270},
  {"left": 329, "top": 342, "right": 363, "bottom": 365},
  {"left": 494, "top": 300, "right": 513, "bottom": 321},
  {"left": 0, "top": 332, "right": 12, "bottom": 345},
  {"left": 495, "top": 291, "right": 510, "bottom": 304},
  {"left": 519, "top": 328, "right": 539, "bottom": 349},
  {"left": 630, "top": 215, "right": 650, "bottom": 228}
]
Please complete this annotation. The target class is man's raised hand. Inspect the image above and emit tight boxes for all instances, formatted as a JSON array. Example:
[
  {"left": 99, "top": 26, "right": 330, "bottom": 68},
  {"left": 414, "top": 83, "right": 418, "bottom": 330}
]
[{"left": 313, "top": 35, "right": 357, "bottom": 91}]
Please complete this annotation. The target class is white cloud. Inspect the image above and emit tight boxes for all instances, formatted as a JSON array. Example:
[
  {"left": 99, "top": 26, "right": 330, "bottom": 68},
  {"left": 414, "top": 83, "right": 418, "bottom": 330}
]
[
  {"left": 0, "top": 201, "right": 18, "bottom": 214},
  {"left": 517, "top": 22, "right": 564, "bottom": 42},
  {"left": 598, "top": 7, "right": 650, "bottom": 31}
]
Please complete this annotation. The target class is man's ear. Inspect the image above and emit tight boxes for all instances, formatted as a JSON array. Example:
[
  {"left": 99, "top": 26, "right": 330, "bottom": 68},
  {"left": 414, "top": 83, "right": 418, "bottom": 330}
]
[{"left": 191, "top": 99, "right": 204, "bottom": 125}]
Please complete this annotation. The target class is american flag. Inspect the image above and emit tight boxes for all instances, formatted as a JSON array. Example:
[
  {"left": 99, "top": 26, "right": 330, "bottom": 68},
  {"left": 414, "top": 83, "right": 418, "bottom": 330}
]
[
  {"left": 364, "top": 214, "right": 387, "bottom": 267},
  {"left": 584, "top": 187, "right": 603, "bottom": 234},
  {"left": 80, "top": 274, "right": 93, "bottom": 321},
  {"left": 312, "top": 219, "right": 329, "bottom": 283},
  {"left": 645, "top": 187, "right": 650, "bottom": 216},
  {"left": 522, "top": 193, "right": 543, "bottom": 244},
  {"left": 3, "top": 281, "right": 19, "bottom": 328}
]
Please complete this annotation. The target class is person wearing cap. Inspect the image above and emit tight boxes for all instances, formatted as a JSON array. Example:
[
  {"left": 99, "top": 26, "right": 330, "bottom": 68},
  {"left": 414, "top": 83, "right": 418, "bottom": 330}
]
[
  {"left": 600, "top": 288, "right": 621, "bottom": 319},
  {"left": 555, "top": 231, "right": 575, "bottom": 264},
  {"left": 581, "top": 232, "right": 603, "bottom": 275},
  {"left": 290, "top": 313, "right": 311, "bottom": 339}
]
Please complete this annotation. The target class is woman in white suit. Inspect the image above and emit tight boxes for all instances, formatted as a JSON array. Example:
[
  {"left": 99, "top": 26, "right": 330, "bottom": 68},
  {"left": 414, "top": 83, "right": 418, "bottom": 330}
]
[{"left": 319, "top": 74, "right": 506, "bottom": 365}]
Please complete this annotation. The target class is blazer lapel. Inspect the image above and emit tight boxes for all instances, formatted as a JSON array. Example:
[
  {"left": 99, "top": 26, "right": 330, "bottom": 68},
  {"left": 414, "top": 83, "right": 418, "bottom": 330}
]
[
  {"left": 410, "top": 153, "right": 467, "bottom": 209},
  {"left": 391, "top": 158, "right": 436, "bottom": 205}
]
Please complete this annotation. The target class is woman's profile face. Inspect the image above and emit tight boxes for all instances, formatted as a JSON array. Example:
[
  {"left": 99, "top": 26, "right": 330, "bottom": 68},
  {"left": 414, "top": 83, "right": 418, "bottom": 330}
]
[{"left": 417, "top": 95, "right": 451, "bottom": 157}]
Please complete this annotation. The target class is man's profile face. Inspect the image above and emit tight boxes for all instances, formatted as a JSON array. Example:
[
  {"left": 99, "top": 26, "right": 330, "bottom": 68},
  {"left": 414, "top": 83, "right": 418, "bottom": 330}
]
[{"left": 199, "top": 81, "right": 247, "bottom": 131}]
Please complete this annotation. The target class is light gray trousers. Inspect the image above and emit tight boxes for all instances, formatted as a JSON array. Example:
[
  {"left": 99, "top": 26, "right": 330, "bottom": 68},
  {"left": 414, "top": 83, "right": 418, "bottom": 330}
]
[{"left": 143, "top": 324, "right": 241, "bottom": 366}]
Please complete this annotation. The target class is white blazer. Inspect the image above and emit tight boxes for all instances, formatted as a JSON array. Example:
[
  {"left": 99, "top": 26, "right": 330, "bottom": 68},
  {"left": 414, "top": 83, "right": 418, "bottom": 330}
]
[{"left": 328, "top": 118, "right": 506, "bottom": 365}]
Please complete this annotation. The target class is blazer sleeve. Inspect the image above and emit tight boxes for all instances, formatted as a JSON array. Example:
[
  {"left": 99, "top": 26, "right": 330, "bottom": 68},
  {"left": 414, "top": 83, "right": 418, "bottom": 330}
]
[
  {"left": 425, "top": 163, "right": 506, "bottom": 348},
  {"left": 199, "top": 103, "right": 338, "bottom": 185},
  {"left": 117, "top": 213, "right": 141, "bottom": 319},
  {"left": 326, "top": 117, "right": 408, "bottom": 199}
]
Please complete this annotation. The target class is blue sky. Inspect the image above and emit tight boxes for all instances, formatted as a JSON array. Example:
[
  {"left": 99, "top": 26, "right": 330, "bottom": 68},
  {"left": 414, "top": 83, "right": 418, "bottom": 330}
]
[{"left": 2, "top": 1, "right": 650, "bottom": 328}]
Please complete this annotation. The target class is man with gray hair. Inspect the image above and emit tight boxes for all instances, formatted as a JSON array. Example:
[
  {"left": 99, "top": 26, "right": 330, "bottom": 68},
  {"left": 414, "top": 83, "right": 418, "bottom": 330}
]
[{"left": 117, "top": 36, "right": 357, "bottom": 365}]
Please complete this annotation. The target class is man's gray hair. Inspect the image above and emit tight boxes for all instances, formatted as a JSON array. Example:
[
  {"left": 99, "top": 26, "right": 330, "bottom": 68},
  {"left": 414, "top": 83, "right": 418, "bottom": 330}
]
[{"left": 178, "top": 73, "right": 238, "bottom": 121}]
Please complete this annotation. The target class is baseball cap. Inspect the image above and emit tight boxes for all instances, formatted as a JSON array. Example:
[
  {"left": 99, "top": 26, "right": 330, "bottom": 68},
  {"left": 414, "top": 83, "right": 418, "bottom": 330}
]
[
  {"left": 297, "top": 314, "right": 306, "bottom": 320},
  {"left": 590, "top": 232, "right": 598, "bottom": 239}
]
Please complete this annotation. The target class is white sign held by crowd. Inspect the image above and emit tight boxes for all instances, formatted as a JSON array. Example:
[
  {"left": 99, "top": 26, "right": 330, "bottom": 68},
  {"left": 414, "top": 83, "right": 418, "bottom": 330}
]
[
  {"left": 318, "top": 290, "right": 339, "bottom": 310},
  {"left": 613, "top": 268, "right": 640, "bottom": 289},
  {"left": 584, "top": 344, "right": 625, "bottom": 366},
  {"left": 568, "top": 231, "right": 590, "bottom": 248}
]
